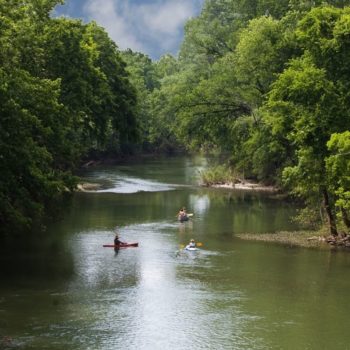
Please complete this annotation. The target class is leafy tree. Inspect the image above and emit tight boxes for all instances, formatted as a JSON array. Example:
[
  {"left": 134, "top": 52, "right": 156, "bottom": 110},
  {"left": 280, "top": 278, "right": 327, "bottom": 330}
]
[
  {"left": 148, "top": 69, "right": 193, "bottom": 152},
  {"left": 237, "top": 0, "right": 290, "bottom": 19},
  {"left": 326, "top": 132, "right": 350, "bottom": 229},
  {"left": 172, "top": 56, "right": 251, "bottom": 151},
  {"left": 87, "top": 23, "right": 138, "bottom": 153},
  {"left": 121, "top": 49, "right": 159, "bottom": 150},
  {"left": 146, "top": 54, "right": 184, "bottom": 152},
  {"left": 179, "top": 0, "right": 291, "bottom": 67},
  {"left": 0, "top": 0, "right": 76, "bottom": 234},
  {"left": 0, "top": 0, "right": 139, "bottom": 234},
  {"left": 266, "top": 30, "right": 350, "bottom": 234},
  {"left": 289, "top": 0, "right": 350, "bottom": 12},
  {"left": 268, "top": 57, "right": 343, "bottom": 234},
  {"left": 122, "top": 49, "right": 159, "bottom": 91},
  {"left": 179, "top": 1, "right": 237, "bottom": 66},
  {"left": 154, "top": 54, "right": 179, "bottom": 79},
  {"left": 0, "top": 68, "right": 75, "bottom": 233},
  {"left": 120, "top": 50, "right": 184, "bottom": 152},
  {"left": 234, "top": 16, "right": 292, "bottom": 101},
  {"left": 172, "top": 14, "right": 294, "bottom": 170},
  {"left": 43, "top": 19, "right": 138, "bottom": 155}
]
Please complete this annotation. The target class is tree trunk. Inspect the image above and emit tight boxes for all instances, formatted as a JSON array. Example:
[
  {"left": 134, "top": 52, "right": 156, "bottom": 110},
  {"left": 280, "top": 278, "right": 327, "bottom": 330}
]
[
  {"left": 341, "top": 207, "right": 350, "bottom": 231},
  {"left": 322, "top": 188, "right": 337, "bottom": 236}
]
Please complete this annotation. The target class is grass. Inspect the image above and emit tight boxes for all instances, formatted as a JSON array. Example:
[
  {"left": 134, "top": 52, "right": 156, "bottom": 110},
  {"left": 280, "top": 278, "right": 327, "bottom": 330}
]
[
  {"left": 199, "top": 165, "right": 237, "bottom": 186},
  {"left": 236, "top": 230, "right": 331, "bottom": 249}
]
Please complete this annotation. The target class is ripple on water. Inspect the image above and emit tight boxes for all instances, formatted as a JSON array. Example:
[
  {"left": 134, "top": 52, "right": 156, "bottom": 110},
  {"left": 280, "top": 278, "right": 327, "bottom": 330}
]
[
  {"left": 90, "top": 174, "right": 178, "bottom": 194},
  {"left": 60, "top": 224, "right": 264, "bottom": 350}
]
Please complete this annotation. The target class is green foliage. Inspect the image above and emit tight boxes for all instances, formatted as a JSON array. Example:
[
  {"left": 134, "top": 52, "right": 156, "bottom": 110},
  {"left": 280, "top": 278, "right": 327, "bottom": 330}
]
[
  {"left": 87, "top": 23, "right": 138, "bottom": 152},
  {"left": 121, "top": 49, "right": 159, "bottom": 150},
  {"left": 0, "top": 0, "right": 139, "bottom": 234},
  {"left": 171, "top": 57, "right": 251, "bottom": 151},
  {"left": 160, "top": 1, "right": 350, "bottom": 235},
  {"left": 266, "top": 56, "right": 345, "bottom": 233},
  {"left": 234, "top": 16, "right": 290, "bottom": 98},
  {"left": 147, "top": 71, "right": 189, "bottom": 152},
  {"left": 4, "top": 0, "right": 350, "bottom": 235},
  {"left": 120, "top": 49, "right": 184, "bottom": 152},
  {"left": 43, "top": 19, "right": 138, "bottom": 153},
  {"left": 0, "top": 67, "right": 76, "bottom": 232},
  {"left": 263, "top": 6, "right": 350, "bottom": 233},
  {"left": 171, "top": 10, "right": 296, "bottom": 169},
  {"left": 289, "top": 0, "right": 350, "bottom": 13},
  {"left": 154, "top": 54, "right": 180, "bottom": 79},
  {"left": 241, "top": 121, "right": 287, "bottom": 182},
  {"left": 292, "top": 206, "right": 323, "bottom": 230},
  {"left": 199, "top": 164, "right": 237, "bottom": 186},
  {"left": 179, "top": 1, "right": 238, "bottom": 65},
  {"left": 326, "top": 132, "right": 350, "bottom": 217}
]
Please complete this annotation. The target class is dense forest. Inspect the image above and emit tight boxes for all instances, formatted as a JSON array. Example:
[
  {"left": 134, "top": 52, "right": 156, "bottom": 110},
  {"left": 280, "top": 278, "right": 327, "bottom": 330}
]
[{"left": 1, "top": 0, "right": 350, "bottom": 236}]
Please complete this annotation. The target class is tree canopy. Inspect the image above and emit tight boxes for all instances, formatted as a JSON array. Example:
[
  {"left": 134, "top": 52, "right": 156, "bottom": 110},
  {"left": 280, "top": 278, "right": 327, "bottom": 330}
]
[
  {"left": 0, "top": 0, "right": 138, "bottom": 233},
  {"left": 140, "top": 0, "right": 350, "bottom": 235},
  {"left": 3, "top": 0, "right": 350, "bottom": 235}
]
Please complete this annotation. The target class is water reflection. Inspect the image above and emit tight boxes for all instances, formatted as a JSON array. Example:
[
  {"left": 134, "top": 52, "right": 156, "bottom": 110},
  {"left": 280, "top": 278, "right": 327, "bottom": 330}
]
[
  {"left": 177, "top": 220, "right": 194, "bottom": 236},
  {"left": 3, "top": 157, "right": 350, "bottom": 350},
  {"left": 83, "top": 171, "right": 177, "bottom": 194},
  {"left": 189, "top": 194, "right": 210, "bottom": 215}
]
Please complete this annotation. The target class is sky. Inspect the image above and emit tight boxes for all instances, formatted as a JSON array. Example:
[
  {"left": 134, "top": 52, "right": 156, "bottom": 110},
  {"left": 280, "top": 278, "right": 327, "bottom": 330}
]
[{"left": 53, "top": 0, "right": 204, "bottom": 60}]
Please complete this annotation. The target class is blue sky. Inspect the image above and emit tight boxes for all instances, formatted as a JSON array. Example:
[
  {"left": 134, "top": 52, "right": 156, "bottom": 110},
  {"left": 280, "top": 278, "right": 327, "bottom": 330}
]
[{"left": 54, "top": 0, "right": 204, "bottom": 60}]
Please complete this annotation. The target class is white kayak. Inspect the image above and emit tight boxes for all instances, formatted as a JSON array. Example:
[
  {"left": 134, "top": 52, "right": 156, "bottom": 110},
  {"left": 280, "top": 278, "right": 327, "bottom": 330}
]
[{"left": 184, "top": 245, "right": 198, "bottom": 251}]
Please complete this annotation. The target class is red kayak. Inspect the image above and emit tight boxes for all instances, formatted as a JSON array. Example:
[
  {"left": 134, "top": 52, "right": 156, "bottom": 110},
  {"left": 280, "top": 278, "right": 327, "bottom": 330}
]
[{"left": 103, "top": 242, "right": 138, "bottom": 248}]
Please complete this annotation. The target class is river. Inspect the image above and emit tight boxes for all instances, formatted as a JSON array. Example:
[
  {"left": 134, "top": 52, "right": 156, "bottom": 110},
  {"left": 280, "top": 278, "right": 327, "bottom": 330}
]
[{"left": 1, "top": 156, "right": 350, "bottom": 350}]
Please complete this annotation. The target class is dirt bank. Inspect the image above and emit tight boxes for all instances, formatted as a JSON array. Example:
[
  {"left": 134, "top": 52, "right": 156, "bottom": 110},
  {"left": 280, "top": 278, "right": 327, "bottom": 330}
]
[
  {"left": 210, "top": 180, "right": 279, "bottom": 192},
  {"left": 236, "top": 231, "right": 330, "bottom": 249}
]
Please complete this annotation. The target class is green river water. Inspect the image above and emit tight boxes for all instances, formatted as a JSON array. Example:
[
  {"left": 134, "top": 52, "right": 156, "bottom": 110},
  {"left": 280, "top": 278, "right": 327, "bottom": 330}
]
[{"left": 1, "top": 156, "right": 350, "bottom": 350}]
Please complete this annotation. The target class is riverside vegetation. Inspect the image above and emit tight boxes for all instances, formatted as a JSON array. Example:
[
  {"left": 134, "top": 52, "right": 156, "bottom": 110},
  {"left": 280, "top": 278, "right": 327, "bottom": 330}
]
[{"left": 1, "top": 0, "right": 350, "bottom": 243}]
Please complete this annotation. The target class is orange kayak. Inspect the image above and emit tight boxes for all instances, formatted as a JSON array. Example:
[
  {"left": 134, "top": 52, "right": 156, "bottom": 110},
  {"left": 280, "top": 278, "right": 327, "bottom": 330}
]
[{"left": 103, "top": 242, "right": 139, "bottom": 248}]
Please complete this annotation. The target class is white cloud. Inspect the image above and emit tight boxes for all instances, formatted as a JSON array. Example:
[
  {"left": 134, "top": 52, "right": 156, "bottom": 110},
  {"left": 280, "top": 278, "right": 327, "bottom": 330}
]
[
  {"left": 83, "top": 0, "right": 200, "bottom": 58},
  {"left": 84, "top": 0, "right": 146, "bottom": 53},
  {"left": 137, "top": 1, "right": 195, "bottom": 34}
]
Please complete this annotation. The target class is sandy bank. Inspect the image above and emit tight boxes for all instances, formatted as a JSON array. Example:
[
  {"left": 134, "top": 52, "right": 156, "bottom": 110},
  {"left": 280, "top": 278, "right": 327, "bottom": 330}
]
[
  {"left": 210, "top": 180, "right": 279, "bottom": 192},
  {"left": 77, "top": 183, "right": 103, "bottom": 191},
  {"left": 236, "top": 231, "right": 331, "bottom": 249}
]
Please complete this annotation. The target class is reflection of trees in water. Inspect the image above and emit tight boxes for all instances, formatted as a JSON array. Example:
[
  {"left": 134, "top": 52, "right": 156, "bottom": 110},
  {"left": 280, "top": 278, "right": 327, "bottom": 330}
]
[
  {"left": 189, "top": 194, "right": 210, "bottom": 215},
  {"left": 178, "top": 220, "right": 193, "bottom": 235},
  {"left": 194, "top": 188, "right": 298, "bottom": 234},
  {"left": 69, "top": 190, "right": 193, "bottom": 230},
  {"left": 0, "top": 231, "right": 75, "bottom": 285}
]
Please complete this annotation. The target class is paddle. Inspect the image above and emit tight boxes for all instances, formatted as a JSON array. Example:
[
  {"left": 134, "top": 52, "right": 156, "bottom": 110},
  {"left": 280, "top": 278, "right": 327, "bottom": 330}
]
[
  {"left": 176, "top": 213, "right": 194, "bottom": 217},
  {"left": 103, "top": 242, "right": 138, "bottom": 248},
  {"left": 179, "top": 242, "right": 203, "bottom": 249}
]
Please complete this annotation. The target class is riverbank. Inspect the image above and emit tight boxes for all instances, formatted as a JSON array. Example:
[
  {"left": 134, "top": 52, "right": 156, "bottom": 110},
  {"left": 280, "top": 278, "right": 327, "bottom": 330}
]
[
  {"left": 77, "top": 183, "right": 103, "bottom": 191},
  {"left": 199, "top": 166, "right": 279, "bottom": 192},
  {"left": 210, "top": 180, "right": 279, "bottom": 192},
  {"left": 236, "top": 230, "right": 332, "bottom": 249}
]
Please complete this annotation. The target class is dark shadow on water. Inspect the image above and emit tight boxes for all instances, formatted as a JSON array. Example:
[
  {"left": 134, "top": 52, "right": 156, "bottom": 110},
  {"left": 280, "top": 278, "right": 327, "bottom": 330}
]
[{"left": 0, "top": 230, "right": 74, "bottom": 287}]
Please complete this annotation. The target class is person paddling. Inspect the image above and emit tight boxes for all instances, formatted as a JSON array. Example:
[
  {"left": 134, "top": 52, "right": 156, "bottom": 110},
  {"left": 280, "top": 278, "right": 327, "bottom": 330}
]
[
  {"left": 185, "top": 239, "right": 196, "bottom": 250},
  {"left": 114, "top": 228, "right": 126, "bottom": 246},
  {"left": 114, "top": 234, "right": 123, "bottom": 245},
  {"left": 178, "top": 207, "right": 188, "bottom": 221},
  {"left": 189, "top": 239, "right": 196, "bottom": 248}
]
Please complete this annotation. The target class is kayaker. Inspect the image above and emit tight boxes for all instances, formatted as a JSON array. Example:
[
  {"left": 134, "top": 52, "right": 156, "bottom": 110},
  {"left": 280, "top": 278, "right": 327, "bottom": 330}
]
[
  {"left": 188, "top": 239, "right": 196, "bottom": 248},
  {"left": 114, "top": 233, "right": 126, "bottom": 246},
  {"left": 178, "top": 207, "right": 188, "bottom": 221},
  {"left": 184, "top": 239, "right": 197, "bottom": 251}
]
